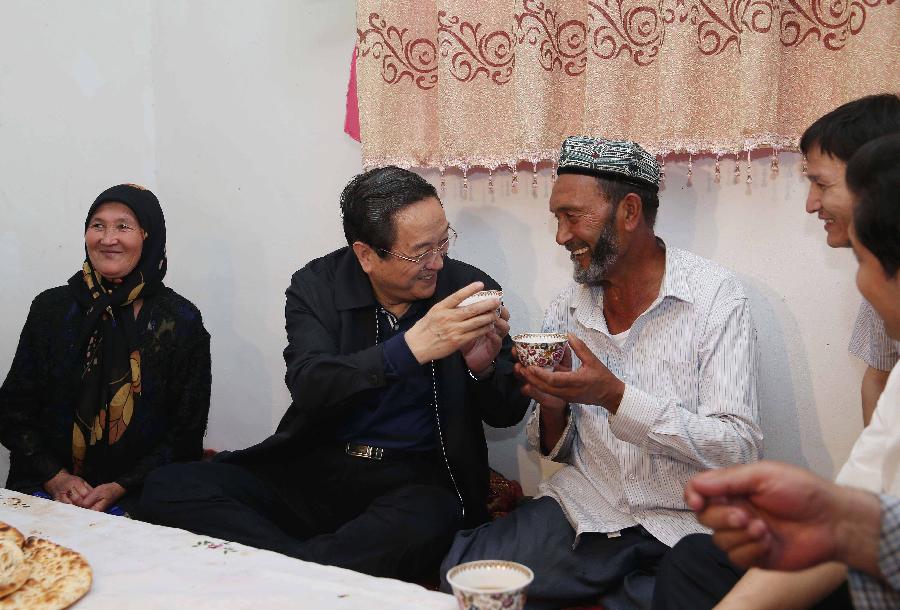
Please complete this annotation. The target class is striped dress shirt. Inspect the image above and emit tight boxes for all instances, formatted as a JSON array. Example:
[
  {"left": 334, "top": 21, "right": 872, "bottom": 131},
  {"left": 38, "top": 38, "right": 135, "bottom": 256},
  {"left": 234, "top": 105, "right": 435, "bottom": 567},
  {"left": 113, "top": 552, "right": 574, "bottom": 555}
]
[
  {"left": 850, "top": 300, "right": 900, "bottom": 372},
  {"left": 526, "top": 245, "right": 763, "bottom": 547}
]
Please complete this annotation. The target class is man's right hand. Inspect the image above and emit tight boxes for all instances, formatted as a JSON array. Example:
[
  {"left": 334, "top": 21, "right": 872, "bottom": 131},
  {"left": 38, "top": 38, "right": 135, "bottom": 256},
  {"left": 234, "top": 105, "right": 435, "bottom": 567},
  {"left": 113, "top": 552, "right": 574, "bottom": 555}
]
[
  {"left": 44, "top": 469, "right": 94, "bottom": 506},
  {"left": 405, "top": 282, "right": 501, "bottom": 364},
  {"left": 686, "top": 461, "right": 883, "bottom": 576}
]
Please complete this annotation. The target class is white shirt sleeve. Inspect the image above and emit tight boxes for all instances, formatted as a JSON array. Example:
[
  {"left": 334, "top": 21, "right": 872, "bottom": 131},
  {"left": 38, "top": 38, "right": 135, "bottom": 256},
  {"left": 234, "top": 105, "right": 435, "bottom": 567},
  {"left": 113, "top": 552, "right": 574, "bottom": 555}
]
[
  {"left": 836, "top": 364, "right": 900, "bottom": 495},
  {"left": 609, "top": 294, "right": 763, "bottom": 469}
]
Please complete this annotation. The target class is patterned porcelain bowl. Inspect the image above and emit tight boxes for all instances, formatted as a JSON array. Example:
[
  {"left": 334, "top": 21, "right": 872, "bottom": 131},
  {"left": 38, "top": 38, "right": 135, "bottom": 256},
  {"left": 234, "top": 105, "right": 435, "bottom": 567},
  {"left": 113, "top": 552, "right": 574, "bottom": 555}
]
[
  {"left": 446, "top": 560, "right": 534, "bottom": 610},
  {"left": 458, "top": 290, "right": 503, "bottom": 316},
  {"left": 512, "top": 332, "right": 568, "bottom": 369}
]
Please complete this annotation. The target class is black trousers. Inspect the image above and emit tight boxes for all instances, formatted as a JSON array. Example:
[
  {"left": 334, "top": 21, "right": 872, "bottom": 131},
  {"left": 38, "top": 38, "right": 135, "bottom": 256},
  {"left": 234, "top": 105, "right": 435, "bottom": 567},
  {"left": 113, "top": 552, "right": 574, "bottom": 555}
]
[
  {"left": 651, "top": 534, "right": 853, "bottom": 610},
  {"left": 138, "top": 446, "right": 462, "bottom": 581}
]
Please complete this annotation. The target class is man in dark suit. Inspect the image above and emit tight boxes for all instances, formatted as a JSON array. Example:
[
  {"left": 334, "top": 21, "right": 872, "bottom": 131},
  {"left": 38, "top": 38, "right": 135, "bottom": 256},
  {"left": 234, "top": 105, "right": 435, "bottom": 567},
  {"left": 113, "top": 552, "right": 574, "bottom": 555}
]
[{"left": 139, "top": 166, "right": 529, "bottom": 581}]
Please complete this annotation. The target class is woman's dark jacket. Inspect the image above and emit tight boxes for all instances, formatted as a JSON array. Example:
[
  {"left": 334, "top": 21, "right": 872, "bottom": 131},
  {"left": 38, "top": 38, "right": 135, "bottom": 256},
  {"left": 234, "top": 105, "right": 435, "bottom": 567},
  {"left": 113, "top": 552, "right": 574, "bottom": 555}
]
[
  {"left": 0, "top": 286, "right": 211, "bottom": 493},
  {"left": 227, "top": 247, "right": 530, "bottom": 527}
]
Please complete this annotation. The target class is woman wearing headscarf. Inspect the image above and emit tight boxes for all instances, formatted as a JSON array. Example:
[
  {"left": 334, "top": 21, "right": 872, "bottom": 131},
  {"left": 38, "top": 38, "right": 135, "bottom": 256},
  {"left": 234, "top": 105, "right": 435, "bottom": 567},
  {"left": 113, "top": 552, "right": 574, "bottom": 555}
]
[{"left": 0, "top": 184, "right": 211, "bottom": 514}]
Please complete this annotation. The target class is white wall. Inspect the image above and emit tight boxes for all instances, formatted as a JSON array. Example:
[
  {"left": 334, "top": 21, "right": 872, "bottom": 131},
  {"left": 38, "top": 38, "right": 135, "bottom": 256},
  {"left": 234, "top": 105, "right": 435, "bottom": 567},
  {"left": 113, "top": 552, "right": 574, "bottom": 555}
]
[{"left": 0, "top": 1, "right": 865, "bottom": 494}]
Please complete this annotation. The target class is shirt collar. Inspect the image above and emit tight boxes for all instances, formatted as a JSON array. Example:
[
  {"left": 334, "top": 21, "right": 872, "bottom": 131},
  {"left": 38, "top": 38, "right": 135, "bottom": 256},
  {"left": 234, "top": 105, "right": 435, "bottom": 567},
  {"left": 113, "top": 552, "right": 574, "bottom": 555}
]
[
  {"left": 658, "top": 244, "right": 694, "bottom": 304},
  {"left": 569, "top": 240, "right": 694, "bottom": 316}
]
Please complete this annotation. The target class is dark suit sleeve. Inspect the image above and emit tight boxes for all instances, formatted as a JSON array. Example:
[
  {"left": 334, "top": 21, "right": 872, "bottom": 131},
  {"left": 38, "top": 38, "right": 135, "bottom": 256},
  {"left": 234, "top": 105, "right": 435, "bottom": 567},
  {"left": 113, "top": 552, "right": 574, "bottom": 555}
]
[{"left": 282, "top": 271, "right": 386, "bottom": 424}]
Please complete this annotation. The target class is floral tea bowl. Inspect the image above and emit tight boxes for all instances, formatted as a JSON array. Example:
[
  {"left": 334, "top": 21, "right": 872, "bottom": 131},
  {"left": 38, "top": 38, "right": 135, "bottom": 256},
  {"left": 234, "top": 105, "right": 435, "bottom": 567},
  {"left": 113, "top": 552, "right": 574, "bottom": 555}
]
[
  {"left": 511, "top": 332, "right": 568, "bottom": 369},
  {"left": 446, "top": 560, "right": 534, "bottom": 610}
]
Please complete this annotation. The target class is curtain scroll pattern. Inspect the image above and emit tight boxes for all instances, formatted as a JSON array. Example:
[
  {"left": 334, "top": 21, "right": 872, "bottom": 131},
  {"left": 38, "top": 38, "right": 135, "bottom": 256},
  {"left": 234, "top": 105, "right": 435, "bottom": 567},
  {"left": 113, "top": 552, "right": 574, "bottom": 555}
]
[{"left": 356, "top": 0, "right": 898, "bottom": 174}]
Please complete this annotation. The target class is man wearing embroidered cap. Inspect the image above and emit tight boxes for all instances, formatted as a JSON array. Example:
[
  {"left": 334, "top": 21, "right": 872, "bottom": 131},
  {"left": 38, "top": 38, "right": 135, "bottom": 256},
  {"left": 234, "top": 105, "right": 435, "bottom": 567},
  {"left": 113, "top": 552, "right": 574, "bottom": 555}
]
[{"left": 441, "top": 136, "right": 762, "bottom": 609}]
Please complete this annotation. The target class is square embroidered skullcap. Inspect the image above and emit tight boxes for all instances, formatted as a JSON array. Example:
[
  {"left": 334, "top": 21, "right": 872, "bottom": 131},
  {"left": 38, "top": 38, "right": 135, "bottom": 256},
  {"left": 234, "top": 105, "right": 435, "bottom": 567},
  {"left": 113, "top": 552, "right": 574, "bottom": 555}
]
[{"left": 557, "top": 136, "right": 660, "bottom": 191}]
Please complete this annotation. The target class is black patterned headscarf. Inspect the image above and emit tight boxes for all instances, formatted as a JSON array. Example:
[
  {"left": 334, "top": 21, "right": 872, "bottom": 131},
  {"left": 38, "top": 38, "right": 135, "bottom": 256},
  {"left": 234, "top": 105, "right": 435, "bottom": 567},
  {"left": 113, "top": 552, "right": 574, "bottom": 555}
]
[{"left": 66, "top": 184, "right": 167, "bottom": 483}]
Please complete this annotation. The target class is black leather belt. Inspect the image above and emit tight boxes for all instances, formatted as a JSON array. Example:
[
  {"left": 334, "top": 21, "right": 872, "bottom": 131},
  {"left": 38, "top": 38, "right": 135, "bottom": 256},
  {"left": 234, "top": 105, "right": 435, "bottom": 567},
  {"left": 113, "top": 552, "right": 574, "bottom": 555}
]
[{"left": 344, "top": 442, "right": 435, "bottom": 461}]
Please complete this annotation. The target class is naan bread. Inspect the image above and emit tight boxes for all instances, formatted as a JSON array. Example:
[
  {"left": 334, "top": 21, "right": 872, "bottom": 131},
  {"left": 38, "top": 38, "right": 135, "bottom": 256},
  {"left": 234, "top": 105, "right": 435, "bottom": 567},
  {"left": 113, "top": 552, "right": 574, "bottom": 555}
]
[
  {"left": 0, "top": 537, "right": 92, "bottom": 610},
  {"left": 0, "top": 539, "right": 29, "bottom": 598},
  {"left": 0, "top": 525, "right": 24, "bottom": 550}
]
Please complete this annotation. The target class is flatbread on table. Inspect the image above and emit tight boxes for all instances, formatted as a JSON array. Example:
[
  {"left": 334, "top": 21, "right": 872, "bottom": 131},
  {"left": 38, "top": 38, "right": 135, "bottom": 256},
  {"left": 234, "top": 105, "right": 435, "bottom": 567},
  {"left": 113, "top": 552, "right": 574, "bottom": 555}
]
[
  {"left": 0, "top": 525, "right": 23, "bottom": 550},
  {"left": 0, "top": 539, "right": 29, "bottom": 598},
  {"left": 0, "top": 522, "right": 92, "bottom": 610}
]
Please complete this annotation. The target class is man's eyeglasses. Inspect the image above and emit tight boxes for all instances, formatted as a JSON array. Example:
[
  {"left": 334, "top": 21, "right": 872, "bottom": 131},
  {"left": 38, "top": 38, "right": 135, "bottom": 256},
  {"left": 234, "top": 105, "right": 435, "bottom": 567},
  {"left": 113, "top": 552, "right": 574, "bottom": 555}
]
[{"left": 380, "top": 227, "right": 457, "bottom": 266}]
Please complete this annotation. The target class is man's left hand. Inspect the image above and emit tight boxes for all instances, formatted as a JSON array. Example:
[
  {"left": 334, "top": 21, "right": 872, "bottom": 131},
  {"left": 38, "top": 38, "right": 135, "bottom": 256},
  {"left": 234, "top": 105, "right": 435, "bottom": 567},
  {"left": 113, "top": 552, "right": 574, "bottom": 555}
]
[
  {"left": 518, "top": 333, "right": 625, "bottom": 413},
  {"left": 461, "top": 305, "right": 510, "bottom": 376}
]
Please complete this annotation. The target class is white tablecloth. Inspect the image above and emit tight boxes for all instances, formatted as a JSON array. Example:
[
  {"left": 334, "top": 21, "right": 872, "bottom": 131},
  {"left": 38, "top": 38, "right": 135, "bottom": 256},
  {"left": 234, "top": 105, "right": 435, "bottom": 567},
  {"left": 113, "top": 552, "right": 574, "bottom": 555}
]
[{"left": 0, "top": 488, "right": 457, "bottom": 609}]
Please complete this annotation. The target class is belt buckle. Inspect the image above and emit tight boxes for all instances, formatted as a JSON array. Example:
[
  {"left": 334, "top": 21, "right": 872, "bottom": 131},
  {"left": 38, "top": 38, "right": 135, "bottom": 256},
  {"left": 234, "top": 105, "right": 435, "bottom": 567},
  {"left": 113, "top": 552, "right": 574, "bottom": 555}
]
[{"left": 346, "top": 443, "right": 383, "bottom": 460}]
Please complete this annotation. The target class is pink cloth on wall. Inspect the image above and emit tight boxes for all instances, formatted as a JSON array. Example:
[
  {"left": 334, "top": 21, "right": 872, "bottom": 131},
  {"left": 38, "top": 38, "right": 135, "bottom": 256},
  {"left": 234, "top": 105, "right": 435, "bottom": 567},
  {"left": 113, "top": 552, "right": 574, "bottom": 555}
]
[
  {"left": 354, "top": 0, "right": 899, "bottom": 170},
  {"left": 344, "top": 47, "right": 361, "bottom": 142}
]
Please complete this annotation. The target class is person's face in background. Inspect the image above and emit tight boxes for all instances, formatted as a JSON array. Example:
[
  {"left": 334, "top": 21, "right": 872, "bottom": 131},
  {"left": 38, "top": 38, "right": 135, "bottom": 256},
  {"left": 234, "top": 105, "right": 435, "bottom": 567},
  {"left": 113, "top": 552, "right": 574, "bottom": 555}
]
[
  {"left": 850, "top": 227, "right": 900, "bottom": 339},
  {"left": 805, "top": 146, "right": 854, "bottom": 248}
]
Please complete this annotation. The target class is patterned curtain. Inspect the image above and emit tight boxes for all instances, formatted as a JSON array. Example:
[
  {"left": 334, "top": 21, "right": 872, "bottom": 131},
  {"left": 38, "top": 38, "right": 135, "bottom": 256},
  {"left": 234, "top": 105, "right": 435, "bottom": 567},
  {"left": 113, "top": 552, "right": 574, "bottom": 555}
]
[{"left": 355, "top": 0, "right": 899, "bottom": 174}]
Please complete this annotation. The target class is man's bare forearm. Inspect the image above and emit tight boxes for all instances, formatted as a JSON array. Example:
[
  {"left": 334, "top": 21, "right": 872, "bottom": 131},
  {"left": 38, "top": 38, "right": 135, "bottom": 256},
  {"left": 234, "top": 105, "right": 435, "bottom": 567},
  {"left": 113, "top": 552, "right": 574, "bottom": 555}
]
[
  {"left": 539, "top": 404, "right": 569, "bottom": 454},
  {"left": 861, "top": 366, "right": 890, "bottom": 426},
  {"left": 715, "top": 564, "right": 847, "bottom": 610}
]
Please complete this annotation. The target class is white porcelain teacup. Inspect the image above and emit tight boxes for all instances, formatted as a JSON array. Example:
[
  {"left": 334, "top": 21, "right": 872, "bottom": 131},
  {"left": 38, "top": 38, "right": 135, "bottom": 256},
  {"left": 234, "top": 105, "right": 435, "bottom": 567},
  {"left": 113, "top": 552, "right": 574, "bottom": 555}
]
[
  {"left": 512, "top": 332, "right": 568, "bottom": 369},
  {"left": 458, "top": 290, "right": 503, "bottom": 316},
  {"left": 446, "top": 560, "right": 534, "bottom": 610}
]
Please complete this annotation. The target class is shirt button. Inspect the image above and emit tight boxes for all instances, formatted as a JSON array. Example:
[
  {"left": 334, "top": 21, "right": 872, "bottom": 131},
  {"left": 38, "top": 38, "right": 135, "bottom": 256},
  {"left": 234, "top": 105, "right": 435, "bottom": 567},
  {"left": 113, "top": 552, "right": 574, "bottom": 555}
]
[
  {"left": 628, "top": 474, "right": 636, "bottom": 481},
  {"left": 369, "top": 374, "right": 379, "bottom": 384}
]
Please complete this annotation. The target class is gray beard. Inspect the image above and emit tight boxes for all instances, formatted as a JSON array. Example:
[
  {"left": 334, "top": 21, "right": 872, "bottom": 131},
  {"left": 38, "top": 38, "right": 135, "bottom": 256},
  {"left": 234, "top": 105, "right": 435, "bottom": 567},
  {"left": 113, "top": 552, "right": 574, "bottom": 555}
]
[{"left": 572, "top": 223, "right": 619, "bottom": 286}]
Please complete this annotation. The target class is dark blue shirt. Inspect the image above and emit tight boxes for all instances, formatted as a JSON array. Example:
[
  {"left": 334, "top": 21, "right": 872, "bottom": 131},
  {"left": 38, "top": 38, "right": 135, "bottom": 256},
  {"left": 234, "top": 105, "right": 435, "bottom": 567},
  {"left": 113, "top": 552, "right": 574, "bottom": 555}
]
[{"left": 335, "top": 303, "right": 437, "bottom": 451}]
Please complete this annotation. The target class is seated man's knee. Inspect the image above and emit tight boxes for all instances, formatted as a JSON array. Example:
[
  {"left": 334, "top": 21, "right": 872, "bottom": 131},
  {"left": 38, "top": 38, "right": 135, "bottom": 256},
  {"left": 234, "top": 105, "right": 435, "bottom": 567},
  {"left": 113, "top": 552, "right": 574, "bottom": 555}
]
[
  {"left": 422, "top": 486, "right": 462, "bottom": 523},
  {"left": 137, "top": 462, "right": 211, "bottom": 519},
  {"left": 658, "top": 533, "right": 720, "bottom": 581},
  {"left": 669, "top": 533, "right": 713, "bottom": 558},
  {"left": 403, "top": 485, "right": 462, "bottom": 537},
  {"left": 655, "top": 533, "right": 745, "bottom": 609},
  {"left": 396, "top": 485, "right": 462, "bottom": 580}
]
